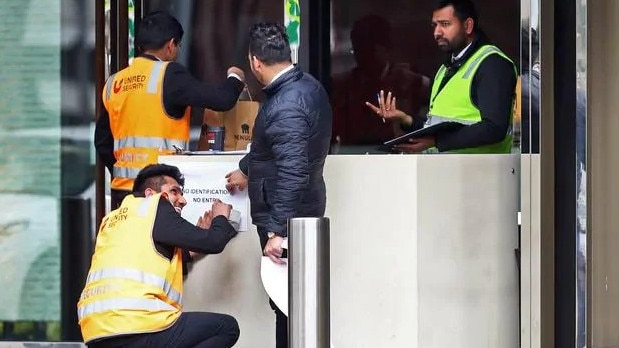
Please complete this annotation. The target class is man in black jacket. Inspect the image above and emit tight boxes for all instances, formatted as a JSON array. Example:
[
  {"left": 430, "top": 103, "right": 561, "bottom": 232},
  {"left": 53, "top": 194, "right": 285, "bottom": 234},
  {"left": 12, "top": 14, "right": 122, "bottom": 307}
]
[{"left": 225, "top": 23, "right": 332, "bottom": 348}]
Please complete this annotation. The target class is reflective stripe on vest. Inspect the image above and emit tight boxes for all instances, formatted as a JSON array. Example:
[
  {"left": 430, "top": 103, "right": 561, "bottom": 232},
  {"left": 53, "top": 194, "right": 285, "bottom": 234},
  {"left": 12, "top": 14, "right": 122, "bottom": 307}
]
[
  {"left": 461, "top": 46, "right": 501, "bottom": 79},
  {"left": 147, "top": 61, "right": 165, "bottom": 93},
  {"left": 426, "top": 114, "right": 513, "bottom": 137},
  {"left": 105, "top": 73, "right": 117, "bottom": 101},
  {"left": 112, "top": 136, "right": 188, "bottom": 181},
  {"left": 431, "top": 45, "right": 504, "bottom": 104},
  {"left": 425, "top": 114, "right": 476, "bottom": 127},
  {"left": 114, "top": 136, "right": 188, "bottom": 152},
  {"left": 137, "top": 195, "right": 154, "bottom": 216},
  {"left": 86, "top": 268, "right": 183, "bottom": 304},
  {"left": 78, "top": 298, "right": 176, "bottom": 320},
  {"left": 113, "top": 166, "right": 141, "bottom": 181}
]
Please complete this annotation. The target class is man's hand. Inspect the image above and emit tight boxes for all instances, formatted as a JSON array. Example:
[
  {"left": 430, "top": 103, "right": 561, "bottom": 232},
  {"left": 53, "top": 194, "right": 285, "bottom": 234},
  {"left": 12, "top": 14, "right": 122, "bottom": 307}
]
[
  {"left": 365, "top": 90, "right": 413, "bottom": 127},
  {"left": 227, "top": 66, "right": 245, "bottom": 83},
  {"left": 264, "top": 236, "right": 286, "bottom": 264},
  {"left": 225, "top": 169, "right": 248, "bottom": 194},
  {"left": 196, "top": 210, "right": 213, "bottom": 229},
  {"left": 212, "top": 199, "right": 232, "bottom": 219},
  {"left": 393, "top": 136, "right": 436, "bottom": 153}
]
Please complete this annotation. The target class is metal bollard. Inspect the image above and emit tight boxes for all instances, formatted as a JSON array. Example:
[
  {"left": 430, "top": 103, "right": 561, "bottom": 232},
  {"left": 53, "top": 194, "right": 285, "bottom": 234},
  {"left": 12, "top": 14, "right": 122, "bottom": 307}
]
[{"left": 288, "top": 217, "right": 330, "bottom": 348}]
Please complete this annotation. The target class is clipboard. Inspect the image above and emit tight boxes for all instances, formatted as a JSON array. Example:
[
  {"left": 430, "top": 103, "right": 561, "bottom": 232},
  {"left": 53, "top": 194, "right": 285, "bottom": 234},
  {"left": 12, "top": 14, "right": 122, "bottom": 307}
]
[{"left": 378, "top": 121, "right": 465, "bottom": 151}]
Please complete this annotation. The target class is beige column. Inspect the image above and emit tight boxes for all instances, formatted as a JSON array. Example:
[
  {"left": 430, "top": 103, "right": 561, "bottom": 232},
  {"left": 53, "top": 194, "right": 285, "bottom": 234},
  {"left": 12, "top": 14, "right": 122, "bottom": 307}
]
[
  {"left": 588, "top": 0, "right": 619, "bottom": 346},
  {"left": 520, "top": 0, "right": 556, "bottom": 345}
]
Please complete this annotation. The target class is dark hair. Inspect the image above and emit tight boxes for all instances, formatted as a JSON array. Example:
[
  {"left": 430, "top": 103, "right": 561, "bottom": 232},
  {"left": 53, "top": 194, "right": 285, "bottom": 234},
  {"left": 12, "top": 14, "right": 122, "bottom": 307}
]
[
  {"left": 434, "top": 0, "right": 479, "bottom": 30},
  {"left": 248, "top": 22, "right": 292, "bottom": 66},
  {"left": 351, "top": 15, "right": 391, "bottom": 48},
  {"left": 135, "top": 11, "right": 184, "bottom": 52},
  {"left": 132, "top": 164, "right": 185, "bottom": 194}
]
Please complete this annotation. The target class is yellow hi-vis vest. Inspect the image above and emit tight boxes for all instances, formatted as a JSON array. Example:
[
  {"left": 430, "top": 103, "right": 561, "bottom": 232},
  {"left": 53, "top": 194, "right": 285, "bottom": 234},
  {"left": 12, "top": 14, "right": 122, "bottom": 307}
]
[
  {"left": 428, "top": 45, "right": 517, "bottom": 153},
  {"left": 77, "top": 194, "right": 183, "bottom": 343},
  {"left": 103, "top": 57, "right": 191, "bottom": 191}
]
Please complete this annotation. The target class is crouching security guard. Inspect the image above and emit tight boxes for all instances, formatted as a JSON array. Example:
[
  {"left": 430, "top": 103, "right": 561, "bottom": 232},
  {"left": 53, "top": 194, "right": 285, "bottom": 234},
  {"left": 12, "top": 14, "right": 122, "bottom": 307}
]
[{"left": 78, "top": 164, "right": 239, "bottom": 348}]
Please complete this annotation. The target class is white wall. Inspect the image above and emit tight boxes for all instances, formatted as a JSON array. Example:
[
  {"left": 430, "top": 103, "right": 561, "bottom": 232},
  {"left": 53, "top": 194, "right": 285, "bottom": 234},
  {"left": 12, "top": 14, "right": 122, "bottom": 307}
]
[{"left": 162, "top": 154, "right": 520, "bottom": 347}]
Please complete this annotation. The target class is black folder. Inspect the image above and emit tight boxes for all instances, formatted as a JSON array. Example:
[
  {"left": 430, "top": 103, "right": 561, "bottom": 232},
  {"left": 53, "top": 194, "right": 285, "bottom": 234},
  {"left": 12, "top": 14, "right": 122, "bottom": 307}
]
[{"left": 378, "top": 121, "right": 465, "bottom": 151}]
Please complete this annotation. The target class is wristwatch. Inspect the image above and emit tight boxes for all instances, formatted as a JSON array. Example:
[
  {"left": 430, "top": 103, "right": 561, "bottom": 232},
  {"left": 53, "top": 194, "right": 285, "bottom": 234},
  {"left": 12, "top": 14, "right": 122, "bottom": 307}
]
[{"left": 267, "top": 232, "right": 278, "bottom": 239}]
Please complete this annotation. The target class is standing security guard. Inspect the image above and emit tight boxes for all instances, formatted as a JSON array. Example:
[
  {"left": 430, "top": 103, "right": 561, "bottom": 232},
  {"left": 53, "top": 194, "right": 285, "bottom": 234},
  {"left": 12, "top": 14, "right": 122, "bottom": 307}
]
[
  {"left": 95, "top": 11, "right": 245, "bottom": 208},
  {"left": 78, "top": 164, "right": 239, "bottom": 347},
  {"left": 373, "top": 0, "right": 517, "bottom": 154}
]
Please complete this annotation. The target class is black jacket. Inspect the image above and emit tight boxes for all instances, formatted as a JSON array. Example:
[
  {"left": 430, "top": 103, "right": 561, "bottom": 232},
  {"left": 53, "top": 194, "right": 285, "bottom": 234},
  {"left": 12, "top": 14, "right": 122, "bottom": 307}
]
[{"left": 240, "top": 66, "right": 332, "bottom": 236}]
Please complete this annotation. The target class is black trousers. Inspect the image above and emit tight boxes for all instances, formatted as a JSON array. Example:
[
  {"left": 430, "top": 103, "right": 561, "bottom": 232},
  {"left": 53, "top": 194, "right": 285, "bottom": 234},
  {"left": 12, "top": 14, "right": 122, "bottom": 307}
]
[
  {"left": 270, "top": 298, "right": 288, "bottom": 348},
  {"left": 88, "top": 312, "right": 239, "bottom": 348},
  {"left": 258, "top": 228, "right": 289, "bottom": 348}
]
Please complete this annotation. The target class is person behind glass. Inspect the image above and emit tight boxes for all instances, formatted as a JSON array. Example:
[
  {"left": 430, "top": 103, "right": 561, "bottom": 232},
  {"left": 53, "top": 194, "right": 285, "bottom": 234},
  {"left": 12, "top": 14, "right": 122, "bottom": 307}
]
[
  {"left": 78, "top": 163, "right": 240, "bottom": 348},
  {"left": 379, "top": 0, "right": 517, "bottom": 153},
  {"left": 519, "top": 26, "right": 540, "bottom": 154},
  {"left": 95, "top": 11, "right": 246, "bottom": 209},
  {"left": 332, "top": 14, "right": 430, "bottom": 147},
  {"left": 225, "top": 23, "right": 332, "bottom": 348}
]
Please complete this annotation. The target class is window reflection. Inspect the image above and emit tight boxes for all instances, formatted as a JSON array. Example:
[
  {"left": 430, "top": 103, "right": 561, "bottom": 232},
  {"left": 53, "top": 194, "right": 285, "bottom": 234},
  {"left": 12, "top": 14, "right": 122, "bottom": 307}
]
[
  {"left": 575, "top": 1, "right": 587, "bottom": 346},
  {"left": 0, "top": 0, "right": 95, "bottom": 341},
  {"left": 0, "top": 0, "right": 63, "bottom": 340},
  {"left": 331, "top": 15, "right": 431, "bottom": 148},
  {"left": 144, "top": 0, "right": 281, "bottom": 149},
  {"left": 520, "top": 26, "right": 540, "bottom": 154}
]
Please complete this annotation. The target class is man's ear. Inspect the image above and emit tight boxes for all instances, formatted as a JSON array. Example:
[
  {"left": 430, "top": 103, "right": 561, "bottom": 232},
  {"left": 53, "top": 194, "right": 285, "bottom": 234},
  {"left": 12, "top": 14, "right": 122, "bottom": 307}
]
[
  {"left": 144, "top": 188, "right": 156, "bottom": 197},
  {"left": 251, "top": 56, "right": 261, "bottom": 69},
  {"left": 464, "top": 18, "right": 475, "bottom": 35},
  {"left": 165, "top": 38, "right": 175, "bottom": 52}
]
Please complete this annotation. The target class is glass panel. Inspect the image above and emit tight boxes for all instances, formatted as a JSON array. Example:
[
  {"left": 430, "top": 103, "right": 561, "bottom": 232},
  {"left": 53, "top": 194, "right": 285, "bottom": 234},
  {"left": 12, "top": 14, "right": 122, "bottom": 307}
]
[
  {"left": 520, "top": 0, "right": 540, "bottom": 154},
  {"left": 104, "top": 0, "right": 136, "bottom": 65},
  {"left": 142, "top": 0, "right": 282, "bottom": 149},
  {"left": 0, "top": 0, "right": 95, "bottom": 341},
  {"left": 576, "top": 0, "right": 587, "bottom": 346},
  {"left": 0, "top": 0, "right": 61, "bottom": 340},
  {"left": 329, "top": 0, "right": 520, "bottom": 154},
  {"left": 519, "top": 1, "right": 540, "bottom": 345}
]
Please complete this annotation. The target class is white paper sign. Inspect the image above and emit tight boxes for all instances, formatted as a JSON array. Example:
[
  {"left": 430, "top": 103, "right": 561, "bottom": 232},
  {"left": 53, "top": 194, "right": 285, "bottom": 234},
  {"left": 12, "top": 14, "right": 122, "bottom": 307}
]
[
  {"left": 160, "top": 160, "right": 249, "bottom": 231},
  {"left": 260, "top": 237, "right": 289, "bottom": 316},
  {"left": 260, "top": 256, "right": 288, "bottom": 316},
  {"left": 261, "top": 245, "right": 335, "bottom": 347}
]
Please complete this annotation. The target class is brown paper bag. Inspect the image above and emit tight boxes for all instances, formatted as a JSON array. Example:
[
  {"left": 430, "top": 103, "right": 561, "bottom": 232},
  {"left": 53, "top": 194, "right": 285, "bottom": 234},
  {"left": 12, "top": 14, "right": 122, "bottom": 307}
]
[{"left": 199, "top": 100, "right": 260, "bottom": 151}]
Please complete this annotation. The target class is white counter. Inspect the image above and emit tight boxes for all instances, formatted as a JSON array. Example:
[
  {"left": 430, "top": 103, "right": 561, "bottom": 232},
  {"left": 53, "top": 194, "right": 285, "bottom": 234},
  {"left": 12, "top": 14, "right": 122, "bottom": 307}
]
[{"left": 160, "top": 154, "right": 520, "bottom": 348}]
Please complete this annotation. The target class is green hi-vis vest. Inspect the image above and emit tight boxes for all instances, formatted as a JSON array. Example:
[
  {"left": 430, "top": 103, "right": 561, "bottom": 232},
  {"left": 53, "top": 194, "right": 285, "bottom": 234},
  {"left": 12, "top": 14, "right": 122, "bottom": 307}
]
[{"left": 428, "top": 45, "right": 517, "bottom": 154}]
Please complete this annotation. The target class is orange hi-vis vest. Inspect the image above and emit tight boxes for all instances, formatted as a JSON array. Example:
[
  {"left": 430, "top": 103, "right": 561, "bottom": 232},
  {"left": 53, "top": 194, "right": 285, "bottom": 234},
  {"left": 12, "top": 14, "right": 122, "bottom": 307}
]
[
  {"left": 103, "top": 57, "right": 190, "bottom": 191},
  {"left": 77, "top": 194, "right": 184, "bottom": 343}
]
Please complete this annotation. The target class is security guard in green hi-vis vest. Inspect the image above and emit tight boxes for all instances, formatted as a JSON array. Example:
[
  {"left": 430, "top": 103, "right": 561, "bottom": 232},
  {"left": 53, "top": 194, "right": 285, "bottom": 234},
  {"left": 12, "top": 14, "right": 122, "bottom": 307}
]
[{"left": 367, "top": 0, "right": 517, "bottom": 154}]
